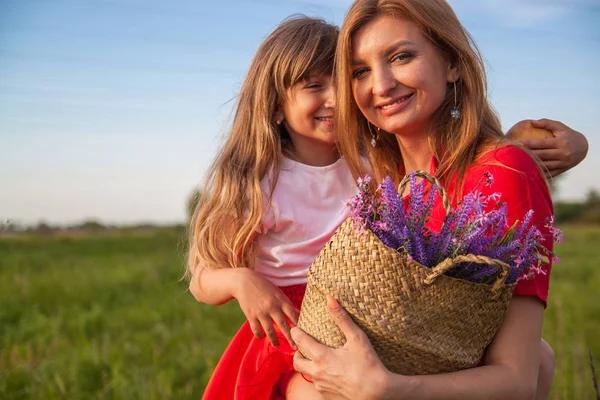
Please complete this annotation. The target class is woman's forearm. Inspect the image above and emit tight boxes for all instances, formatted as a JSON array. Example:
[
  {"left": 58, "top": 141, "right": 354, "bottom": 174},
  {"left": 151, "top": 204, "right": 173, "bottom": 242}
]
[
  {"left": 188, "top": 265, "right": 249, "bottom": 306},
  {"left": 383, "top": 364, "right": 535, "bottom": 400}
]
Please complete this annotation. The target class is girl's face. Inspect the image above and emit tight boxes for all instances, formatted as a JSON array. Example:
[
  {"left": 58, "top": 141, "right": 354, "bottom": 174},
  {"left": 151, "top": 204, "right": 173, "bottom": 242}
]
[
  {"left": 350, "top": 16, "right": 458, "bottom": 138},
  {"left": 280, "top": 73, "right": 336, "bottom": 147}
]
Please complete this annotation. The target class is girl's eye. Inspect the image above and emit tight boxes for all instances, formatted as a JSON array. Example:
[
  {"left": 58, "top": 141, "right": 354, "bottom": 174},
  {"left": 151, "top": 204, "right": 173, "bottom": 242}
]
[
  {"left": 305, "top": 82, "right": 322, "bottom": 90},
  {"left": 352, "top": 68, "right": 369, "bottom": 79}
]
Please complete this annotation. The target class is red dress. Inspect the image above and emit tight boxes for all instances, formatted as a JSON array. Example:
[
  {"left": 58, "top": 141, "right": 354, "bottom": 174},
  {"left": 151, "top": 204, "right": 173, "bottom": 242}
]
[
  {"left": 425, "top": 145, "right": 553, "bottom": 306},
  {"left": 202, "top": 284, "right": 306, "bottom": 400}
]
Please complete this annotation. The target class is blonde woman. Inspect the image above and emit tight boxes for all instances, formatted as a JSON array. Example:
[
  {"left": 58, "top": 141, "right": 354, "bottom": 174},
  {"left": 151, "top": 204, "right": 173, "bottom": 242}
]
[{"left": 290, "top": 1, "right": 585, "bottom": 399}]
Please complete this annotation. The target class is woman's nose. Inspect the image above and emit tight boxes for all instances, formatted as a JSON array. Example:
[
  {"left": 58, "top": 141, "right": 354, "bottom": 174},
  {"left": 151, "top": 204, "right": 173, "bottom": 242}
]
[{"left": 372, "top": 65, "right": 397, "bottom": 97}]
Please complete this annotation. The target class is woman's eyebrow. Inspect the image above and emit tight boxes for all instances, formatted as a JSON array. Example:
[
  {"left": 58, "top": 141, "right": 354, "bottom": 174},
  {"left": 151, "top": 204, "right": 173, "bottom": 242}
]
[{"left": 384, "top": 40, "right": 416, "bottom": 57}]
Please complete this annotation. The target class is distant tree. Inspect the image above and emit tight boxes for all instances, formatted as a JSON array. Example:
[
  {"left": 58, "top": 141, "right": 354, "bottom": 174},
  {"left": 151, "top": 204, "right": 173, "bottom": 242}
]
[
  {"left": 36, "top": 221, "right": 54, "bottom": 235},
  {"left": 586, "top": 188, "right": 600, "bottom": 206},
  {"left": 548, "top": 175, "right": 562, "bottom": 197},
  {"left": 77, "top": 220, "right": 106, "bottom": 231},
  {"left": 581, "top": 188, "right": 600, "bottom": 224}
]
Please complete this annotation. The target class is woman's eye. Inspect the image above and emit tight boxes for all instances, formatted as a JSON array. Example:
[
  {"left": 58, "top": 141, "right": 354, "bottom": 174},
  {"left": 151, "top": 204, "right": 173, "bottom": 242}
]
[{"left": 392, "top": 53, "right": 413, "bottom": 62}]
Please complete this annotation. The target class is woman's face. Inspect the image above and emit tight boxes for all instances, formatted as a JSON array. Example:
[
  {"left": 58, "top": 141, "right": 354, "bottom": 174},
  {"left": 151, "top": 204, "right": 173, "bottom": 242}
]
[{"left": 350, "top": 16, "right": 458, "bottom": 138}]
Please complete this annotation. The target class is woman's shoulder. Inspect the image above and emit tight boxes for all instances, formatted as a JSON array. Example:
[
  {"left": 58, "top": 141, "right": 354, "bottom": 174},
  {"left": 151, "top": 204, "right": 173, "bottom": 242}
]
[
  {"left": 476, "top": 144, "right": 540, "bottom": 175},
  {"left": 461, "top": 143, "right": 548, "bottom": 197}
]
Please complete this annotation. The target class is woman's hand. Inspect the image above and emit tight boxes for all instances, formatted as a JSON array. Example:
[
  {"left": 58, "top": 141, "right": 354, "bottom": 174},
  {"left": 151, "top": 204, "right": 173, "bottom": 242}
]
[
  {"left": 233, "top": 269, "right": 299, "bottom": 348},
  {"left": 519, "top": 118, "right": 588, "bottom": 178},
  {"left": 291, "top": 296, "right": 391, "bottom": 400}
]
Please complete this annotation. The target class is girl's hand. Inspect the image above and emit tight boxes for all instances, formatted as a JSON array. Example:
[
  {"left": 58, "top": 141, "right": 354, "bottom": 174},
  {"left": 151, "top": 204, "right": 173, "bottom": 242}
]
[
  {"left": 234, "top": 269, "right": 299, "bottom": 349},
  {"left": 519, "top": 118, "right": 588, "bottom": 178},
  {"left": 292, "top": 296, "right": 390, "bottom": 400}
]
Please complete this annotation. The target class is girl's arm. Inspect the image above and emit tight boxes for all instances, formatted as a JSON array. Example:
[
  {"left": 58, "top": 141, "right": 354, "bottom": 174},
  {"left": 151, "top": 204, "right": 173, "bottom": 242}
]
[
  {"left": 189, "top": 265, "right": 299, "bottom": 348},
  {"left": 292, "top": 295, "right": 543, "bottom": 400},
  {"left": 188, "top": 264, "right": 246, "bottom": 306},
  {"left": 519, "top": 118, "right": 588, "bottom": 178}
]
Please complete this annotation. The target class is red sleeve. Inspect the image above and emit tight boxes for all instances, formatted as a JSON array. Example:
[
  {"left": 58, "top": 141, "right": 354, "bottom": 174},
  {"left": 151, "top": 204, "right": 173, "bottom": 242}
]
[{"left": 463, "top": 146, "right": 554, "bottom": 307}]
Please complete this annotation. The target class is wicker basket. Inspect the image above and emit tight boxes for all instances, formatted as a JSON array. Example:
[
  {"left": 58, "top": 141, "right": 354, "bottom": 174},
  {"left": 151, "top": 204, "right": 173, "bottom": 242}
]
[{"left": 297, "top": 172, "right": 516, "bottom": 375}]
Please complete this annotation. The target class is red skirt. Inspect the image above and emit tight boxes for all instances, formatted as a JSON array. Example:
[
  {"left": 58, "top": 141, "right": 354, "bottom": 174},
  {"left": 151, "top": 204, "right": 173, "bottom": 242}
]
[{"left": 202, "top": 284, "right": 306, "bottom": 400}]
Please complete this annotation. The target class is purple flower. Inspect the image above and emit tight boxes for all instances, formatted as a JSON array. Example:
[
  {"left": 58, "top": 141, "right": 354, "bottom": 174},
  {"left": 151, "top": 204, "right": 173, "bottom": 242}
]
[
  {"left": 484, "top": 171, "right": 494, "bottom": 187},
  {"left": 346, "top": 172, "right": 562, "bottom": 285}
]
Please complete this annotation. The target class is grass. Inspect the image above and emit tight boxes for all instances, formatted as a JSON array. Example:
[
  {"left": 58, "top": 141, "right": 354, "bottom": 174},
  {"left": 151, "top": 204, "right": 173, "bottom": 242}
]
[
  {"left": 0, "top": 225, "right": 598, "bottom": 399},
  {"left": 543, "top": 226, "right": 600, "bottom": 400},
  {"left": 0, "top": 230, "right": 245, "bottom": 399}
]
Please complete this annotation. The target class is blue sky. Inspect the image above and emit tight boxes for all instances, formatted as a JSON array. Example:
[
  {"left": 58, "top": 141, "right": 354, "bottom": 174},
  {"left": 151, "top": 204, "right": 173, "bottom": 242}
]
[{"left": 1, "top": 0, "right": 599, "bottom": 225}]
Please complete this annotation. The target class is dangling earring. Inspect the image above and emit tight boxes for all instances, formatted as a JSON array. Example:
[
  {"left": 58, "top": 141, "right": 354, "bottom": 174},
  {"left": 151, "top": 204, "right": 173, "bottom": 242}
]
[
  {"left": 368, "top": 124, "right": 379, "bottom": 147},
  {"left": 450, "top": 81, "right": 460, "bottom": 120}
]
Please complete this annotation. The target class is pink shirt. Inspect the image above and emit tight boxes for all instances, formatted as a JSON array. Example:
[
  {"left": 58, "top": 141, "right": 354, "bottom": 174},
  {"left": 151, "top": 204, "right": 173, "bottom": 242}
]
[{"left": 255, "top": 156, "right": 356, "bottom": 286}]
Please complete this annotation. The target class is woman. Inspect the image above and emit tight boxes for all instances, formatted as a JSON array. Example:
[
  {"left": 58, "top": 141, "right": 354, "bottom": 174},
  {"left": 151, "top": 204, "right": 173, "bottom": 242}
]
[{"left": 290, "top": 0, "right": 584, "bottom": 398}]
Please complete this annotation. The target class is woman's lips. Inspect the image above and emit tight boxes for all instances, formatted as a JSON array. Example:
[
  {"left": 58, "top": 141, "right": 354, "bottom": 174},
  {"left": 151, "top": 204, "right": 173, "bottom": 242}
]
[{"left": 377, "top": 93, "right": 415, "bottom": 116}]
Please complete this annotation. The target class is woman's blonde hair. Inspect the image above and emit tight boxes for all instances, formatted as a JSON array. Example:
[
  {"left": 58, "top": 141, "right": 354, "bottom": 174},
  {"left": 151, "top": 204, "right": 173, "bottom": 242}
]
[
  {"left": 186, "top": 16, "right": 338, "bottom": 277},
  {"left": 336, "top": 0, "right": 505, "bottom": 192}
]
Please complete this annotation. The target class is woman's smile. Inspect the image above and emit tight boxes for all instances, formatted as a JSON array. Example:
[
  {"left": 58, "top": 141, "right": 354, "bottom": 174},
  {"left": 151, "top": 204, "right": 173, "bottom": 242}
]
[{"left": 376, "top": 92, "right": 415, "bottom": 116}]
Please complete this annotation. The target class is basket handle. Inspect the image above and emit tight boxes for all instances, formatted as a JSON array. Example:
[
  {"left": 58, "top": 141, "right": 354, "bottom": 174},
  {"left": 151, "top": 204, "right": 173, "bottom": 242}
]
[
  {"left": 424, "top": 254, "right": 511, "bottom": 293},
  {"left": 397, "top": 170, "right": 451, "bottom": 215}
]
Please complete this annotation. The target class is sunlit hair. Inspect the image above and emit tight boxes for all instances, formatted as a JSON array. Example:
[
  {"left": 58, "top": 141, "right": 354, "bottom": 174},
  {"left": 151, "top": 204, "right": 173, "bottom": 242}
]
[
  {"left": 186, "top": 16, "right": 338, "bottom": 277},
  {"left": 336, "top": 0, "right": 506, "bottom": 193}
]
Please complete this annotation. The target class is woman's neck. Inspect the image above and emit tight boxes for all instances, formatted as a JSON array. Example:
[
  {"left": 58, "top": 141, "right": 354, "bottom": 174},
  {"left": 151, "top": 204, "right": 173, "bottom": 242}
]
[{"left": 395, "top": 134, "right": 432, "bottom": 173}]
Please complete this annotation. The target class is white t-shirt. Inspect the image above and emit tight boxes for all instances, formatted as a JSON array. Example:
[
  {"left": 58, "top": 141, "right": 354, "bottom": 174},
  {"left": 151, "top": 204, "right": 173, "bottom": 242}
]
[{"left": 254, "top": 156, "right": 357, "bottom": 287}]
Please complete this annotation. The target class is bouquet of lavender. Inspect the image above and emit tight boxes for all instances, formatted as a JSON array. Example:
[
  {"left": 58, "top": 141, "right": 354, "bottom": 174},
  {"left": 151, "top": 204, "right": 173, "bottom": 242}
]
[
  {"left": 297, "top": 170, "right": 561, "bottom": 375},
  {"left": 348, "top": 171, "right": 561, "bottom": 287}
]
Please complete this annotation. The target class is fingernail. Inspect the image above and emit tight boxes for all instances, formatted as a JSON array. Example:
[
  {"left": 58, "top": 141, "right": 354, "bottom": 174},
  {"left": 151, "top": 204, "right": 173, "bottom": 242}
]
[
  {"left": 290, "top": 327, "right": 298, "bottom": 340},
  {"left": 326, "top": 295, "right": 340, "bottom": 310}
]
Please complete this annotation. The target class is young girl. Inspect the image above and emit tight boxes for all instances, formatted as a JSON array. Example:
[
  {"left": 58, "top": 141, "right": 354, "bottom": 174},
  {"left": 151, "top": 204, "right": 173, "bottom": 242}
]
[
  {"left": 188, "top": 12, "right": 588, "bottom": 400},
  {"left": 186, "top": 16, "right": 349, "bottom": 399}
]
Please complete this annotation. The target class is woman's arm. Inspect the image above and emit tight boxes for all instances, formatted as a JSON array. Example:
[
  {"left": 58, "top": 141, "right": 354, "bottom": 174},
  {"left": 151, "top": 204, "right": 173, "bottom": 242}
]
[
  {"left": 293, "top": 295, "right": 544, "bottom": 400},
  {"left": 519, "top": 119, "right": 588, "bottom": 178}
]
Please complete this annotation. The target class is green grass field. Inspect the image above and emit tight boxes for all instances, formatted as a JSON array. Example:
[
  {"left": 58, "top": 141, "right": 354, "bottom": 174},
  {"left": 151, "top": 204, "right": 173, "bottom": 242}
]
[{"left": 1, "top": 226, "right": 599, "bottom": 399}]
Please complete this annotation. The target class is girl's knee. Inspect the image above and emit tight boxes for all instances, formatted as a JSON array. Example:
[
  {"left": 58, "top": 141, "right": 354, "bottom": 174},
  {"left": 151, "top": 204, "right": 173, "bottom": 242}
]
[
  {"left": 284, "top": 372, "right": 324, "bottom": 400},
  {"left": 535, "top": 339, "right": 555, "bottom": 400},
  {"left": 539, "top": 338, "right": 555, "bottom": 377}
]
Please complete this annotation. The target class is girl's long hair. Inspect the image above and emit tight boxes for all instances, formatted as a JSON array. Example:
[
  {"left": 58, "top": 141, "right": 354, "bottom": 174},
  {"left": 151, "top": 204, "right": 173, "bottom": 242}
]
[
  {"left": 336, "top": 0, "right": 505, "bottom": 193},
  {"left": 186, "top": 16, "right": 338, "bottom": 277}
]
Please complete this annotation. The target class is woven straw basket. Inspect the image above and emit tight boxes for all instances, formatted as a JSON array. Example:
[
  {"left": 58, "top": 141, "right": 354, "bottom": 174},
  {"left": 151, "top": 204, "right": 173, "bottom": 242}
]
[{"left": 297, "top": 172, "right": 517, "bottom": 375}]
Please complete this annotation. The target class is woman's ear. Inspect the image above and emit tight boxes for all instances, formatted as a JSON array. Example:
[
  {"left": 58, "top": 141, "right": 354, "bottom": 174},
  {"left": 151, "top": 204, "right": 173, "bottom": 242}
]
[{"left": 447, "top": 63, "right": 460, "bottom": 83}]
